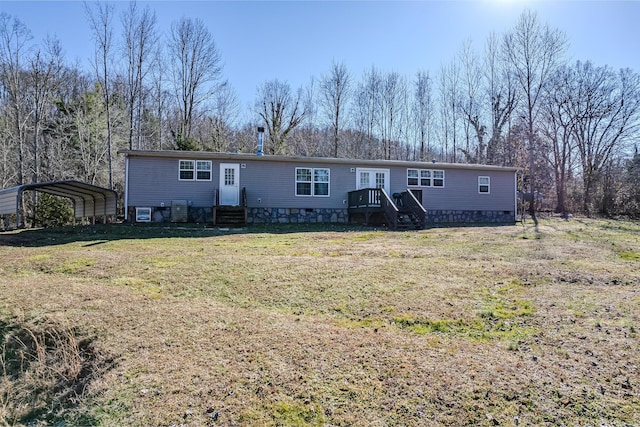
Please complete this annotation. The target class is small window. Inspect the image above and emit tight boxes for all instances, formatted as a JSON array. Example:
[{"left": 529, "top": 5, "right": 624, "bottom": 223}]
[
  {"left": 296, "top": 167, "right": 330, "bottom": 197},
  {"left": 179, "top": 160, "right": 212, "bottom": 181},
  {"left": 407, "top": 168, "right": 442, "bottom": 187},
  {"left": 479, "top": 176, "right": 490, "bottom": 193},
  {"left": 407, "top": 169, "right": 419, "bottom": 186},
  {"left": 296, "top": 168, "right": 312, "bottom": 196},
  {"left": 420, "top": 169, "right": 431, "bottom": 186},
  {"left": 314, "top": 168, "right": 330, "bottom": 196},
  {"left": 179, "top": 160, "right": 194, "bottom": 180},
  {"left": 433, "top": 170, "right": 444, "bottom": 187},
  {"left": 135, "top": 207, "right": 152, "bottom": 222},
  {"left": 196, "top": 161, "right": 212, "bottom": 180}
]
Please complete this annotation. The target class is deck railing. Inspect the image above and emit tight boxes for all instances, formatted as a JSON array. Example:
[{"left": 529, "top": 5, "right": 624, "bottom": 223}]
[
  {"left": 348, "top": 188, "right": 399, "bottom": 228},
  {"left": 348, "top": 187, "right": 381, "bottom": 208},
  {"left": 401, "top": 189, "right": 426, "bottom": 227},
  {"left": 379, "top": 189, "right": 399, "bottom": 229}
]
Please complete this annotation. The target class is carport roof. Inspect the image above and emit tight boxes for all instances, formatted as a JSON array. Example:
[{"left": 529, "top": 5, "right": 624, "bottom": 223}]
[{"left": 0, "top": 180, "right": 117, "bottom": 227}]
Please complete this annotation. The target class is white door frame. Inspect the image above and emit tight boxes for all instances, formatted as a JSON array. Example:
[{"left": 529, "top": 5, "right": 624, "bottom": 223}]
[
  {"left": 219, "top": 163, "right": 240, "bottom": 206},
  {"left": 356, "top": 168, "right": 390, "bottom": 194}
]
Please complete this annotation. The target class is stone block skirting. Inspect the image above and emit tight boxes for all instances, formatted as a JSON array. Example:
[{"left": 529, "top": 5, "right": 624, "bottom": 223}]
[
  {"left": 128, "top": 206, "right": 514, "bottom": 226},
  {"left": 127, "top": 206, "right": 213, "bottom": 223},
  {"left": 426, "top": 209, "right": 515, "bottom": 224},
  {"left": 248, "top": 208, "right": 348, "bottom": 224}
]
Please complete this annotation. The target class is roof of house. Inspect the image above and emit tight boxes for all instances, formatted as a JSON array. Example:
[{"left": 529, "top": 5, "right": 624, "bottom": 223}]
[{"left": 119, "top": 150, "right": 520, "bottom": 173}]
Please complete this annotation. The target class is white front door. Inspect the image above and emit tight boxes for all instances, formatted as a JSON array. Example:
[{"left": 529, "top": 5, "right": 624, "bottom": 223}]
[
  {"left": 219, "top": 163, "right": 240, "bottom": 205},
  {"left": 356, "top": 168, "right": 390, "bottom": 193}
]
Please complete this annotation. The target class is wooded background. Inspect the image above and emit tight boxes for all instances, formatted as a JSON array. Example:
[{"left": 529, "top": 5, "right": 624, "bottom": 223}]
[{"left": 1, "top": 5, "right": 639, "bottom": 217}]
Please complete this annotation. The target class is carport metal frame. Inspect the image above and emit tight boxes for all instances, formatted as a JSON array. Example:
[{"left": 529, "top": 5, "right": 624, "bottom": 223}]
[{"left": 0, "top": 180, "right": 117, "bottom": 229}]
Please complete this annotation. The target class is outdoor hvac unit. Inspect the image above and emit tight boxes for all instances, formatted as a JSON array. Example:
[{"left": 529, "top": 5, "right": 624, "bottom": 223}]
[{"left": 171, "top": 200, "right": 188, "bottom": 223}]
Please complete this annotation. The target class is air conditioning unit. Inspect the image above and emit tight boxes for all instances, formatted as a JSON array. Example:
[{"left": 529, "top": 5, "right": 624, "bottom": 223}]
[{"left": 171, "top": 200, "right": 188, "bottom": 223}]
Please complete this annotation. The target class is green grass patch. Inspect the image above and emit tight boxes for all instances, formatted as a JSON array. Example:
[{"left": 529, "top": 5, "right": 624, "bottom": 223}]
[
  {"left": 55, "top": 257, "right": 96, "bottom": 274},
  {"left": 619, "top": 250, "right": 640, "bottom": 261}
]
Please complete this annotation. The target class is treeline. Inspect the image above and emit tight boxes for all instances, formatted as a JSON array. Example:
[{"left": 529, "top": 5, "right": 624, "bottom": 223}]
[{"left": 1, "top": 5, "right": 639, "bottom": 217}]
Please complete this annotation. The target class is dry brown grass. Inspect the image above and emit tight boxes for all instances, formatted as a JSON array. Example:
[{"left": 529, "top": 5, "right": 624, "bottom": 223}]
[{"left": 0, "top": 218, "right": 639, "bottom": 426}]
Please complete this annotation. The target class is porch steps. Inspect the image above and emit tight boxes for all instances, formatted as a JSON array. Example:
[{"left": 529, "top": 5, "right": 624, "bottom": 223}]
[
  {"left": 395, "top": 210, "right": 425, "bottom": 230},
  {"left": 213, "top": 206, "right": 247, "bottom": 227}
]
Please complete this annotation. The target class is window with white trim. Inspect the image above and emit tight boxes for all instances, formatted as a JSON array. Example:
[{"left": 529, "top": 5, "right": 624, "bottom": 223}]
[
  {"left": 478, "top": 176, "right": 490, "bottom": 193},
  {"left": 407, "top": 169, "right": 444, "bottom": 187},
  {"left": 196, "top": 160, "right": 212, "bottom": 180},
  {"left": 433, "top": 170, "right": 444, "bottom": 187},
  {"left": 135, "top": 207, "right": 152, "bottom": 222},
  {"left": 179, "top": 160, "right": 212, "bottom": 181},
  {"left": 179, "top": 160, "right": 194, "bottom": 180},
  {"left": 296, "top": 167, "right": 330, "bottom": 196}
]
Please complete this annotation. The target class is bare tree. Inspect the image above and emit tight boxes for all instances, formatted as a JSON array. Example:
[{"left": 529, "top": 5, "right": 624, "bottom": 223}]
[
  {"left": 167, "top": 17, "right": 223, "bottom": 145},
  {"left": 438, "top": 60, "right": 461, "bottom": 162},
  {"left": 0, "top": 13, "right": 32, "bottom": 185},
  {"left": 458, "top": 40, "right": 485, "bottom": 163},
  {"left": 149, "top": 47, "right": 169, "bottom": 150},
  {"left": 502, "top": 9, "right": 568, "bottom": 227},
  {"left": 567, "top": 62, "right": 640, "bottom": 214},
  {"left": 413, "top": 70, "right": 434, "bottom": 161},
  {"left": 484, "top": 32, "right": 517, "bottom": 166},
  {"left": 319, "top": 60, "right": 351, "bottom": 157},
  {"left": 255, "top": 79, "right": 306, "bottom": 155},
  {"left": 207, "top": 82, "right": 239, "bottom": 152},
  {"left": 85, "top": 0, "right": 115, "bottom": 189},
  {"left": 352, "top": 66, "right": 382, "bottom": 159},
  {"left": 379, "top": 71, "right": 408, "bottom": 160},
  {"left": 121, "top": 0, "right": 157, "bottom": 150},
  {"left": 27, "top": 36, "right": 64, "bottom": 183},
  {"left": 540, "top": 64, "right": 578, "bottom": 215}
]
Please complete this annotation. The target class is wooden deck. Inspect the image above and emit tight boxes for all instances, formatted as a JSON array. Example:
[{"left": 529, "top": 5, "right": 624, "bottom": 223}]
[{"left": 347, "top": 188, "right": 426, "bottom": 230}]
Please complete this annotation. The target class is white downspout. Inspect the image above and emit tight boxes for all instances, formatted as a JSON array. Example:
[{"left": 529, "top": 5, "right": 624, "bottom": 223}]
[
  {"left": 514, "top": 171, "right": 518, "bottom": 223},
  {"left": 124, "top": 156, "right": 130, "bottom": 221}
]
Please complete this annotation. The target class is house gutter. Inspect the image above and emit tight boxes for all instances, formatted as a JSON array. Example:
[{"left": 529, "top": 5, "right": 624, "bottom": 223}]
[{"left": 117, "top": 149, "right": 520, "bottom": 173}]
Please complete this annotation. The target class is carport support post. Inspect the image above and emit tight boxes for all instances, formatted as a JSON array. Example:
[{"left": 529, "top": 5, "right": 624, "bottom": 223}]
[{"left": 15, "top": 188, "right": 23, "bottom": 229}]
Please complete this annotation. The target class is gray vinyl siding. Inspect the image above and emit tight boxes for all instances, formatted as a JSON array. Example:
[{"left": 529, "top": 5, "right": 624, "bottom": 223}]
[
  {"left": 402, "top": 169, "right": 515, "bottom": 212},
  {"left": 241, "top": 160, "right": 353, "bottom": 209},
  {"left": 125, "top": 151, "right": 516, "bottom": 213},
  {"left": 127, "top": 157, "right": 218, "bottom": 207},
  {"left": 127, "top": 157, "right": 356, "bottom": 209}
]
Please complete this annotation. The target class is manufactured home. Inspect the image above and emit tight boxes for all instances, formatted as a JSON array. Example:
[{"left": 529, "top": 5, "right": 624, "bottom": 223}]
[{"left": 121, "top": 150, "right": 518, "bottom": 229}]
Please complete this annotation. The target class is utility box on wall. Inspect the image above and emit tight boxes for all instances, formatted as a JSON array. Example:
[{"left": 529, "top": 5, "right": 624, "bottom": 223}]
[{"left": 171, "top": 200, "right": 188, "bottom": 222}]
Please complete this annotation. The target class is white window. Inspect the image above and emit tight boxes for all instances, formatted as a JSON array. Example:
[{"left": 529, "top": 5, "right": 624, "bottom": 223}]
[
  {"left": 296, "top": 167, "right": 330, "bottom": 197},
  {"left": 421, "top": 170, "right": 431, "bottom": 186},
  {"left": 135, "top": 207, "right": 152, "bottom": 222},
  {"left": 196, "top": 161, "right": 212, "bottom": 180},
  {"left": 179, "top": 160, "right": 194, "bottom": 180},
  {"left": 407, "top": 169, "right": 419, "bottom": 186},
  {"left": 179, "top": 160, "right": 212, "bottom": 181},
  {"left": 406, "top": 169, "right": 443, "bottom": 187},
  {"left": 479, "top": 176, "right": 490, "bottom": 193},
  {"left": 433, "top": 170, "right": 444, "bottom": 187}
]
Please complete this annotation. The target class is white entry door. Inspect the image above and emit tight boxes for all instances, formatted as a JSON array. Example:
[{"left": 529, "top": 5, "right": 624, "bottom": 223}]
[
  {"left": 356, "top": 168, "right": 390, "bottom": 193},
  {"left": 219, "top": 163, "right": 240, "bottom": 205}
]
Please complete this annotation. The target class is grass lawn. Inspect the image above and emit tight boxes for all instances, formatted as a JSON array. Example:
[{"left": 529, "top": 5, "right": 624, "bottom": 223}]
[{"left": 1, "top": 218, "right": 639, "bottom": 426}]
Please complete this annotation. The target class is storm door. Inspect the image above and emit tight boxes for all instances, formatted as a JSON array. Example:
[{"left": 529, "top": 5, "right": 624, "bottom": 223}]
[{"left": 219, "top": 163, "right": 240, "bottom": 206}]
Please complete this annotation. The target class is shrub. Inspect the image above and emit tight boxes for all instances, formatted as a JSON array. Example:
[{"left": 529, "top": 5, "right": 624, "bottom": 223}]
[{"left": 35, "top": 193, "right": 73, "bottom": 227}]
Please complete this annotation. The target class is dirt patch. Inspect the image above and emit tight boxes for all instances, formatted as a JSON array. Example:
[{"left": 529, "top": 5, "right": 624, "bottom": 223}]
[{"left": 0, "top": 316, "right": 114, "bottom": 426}]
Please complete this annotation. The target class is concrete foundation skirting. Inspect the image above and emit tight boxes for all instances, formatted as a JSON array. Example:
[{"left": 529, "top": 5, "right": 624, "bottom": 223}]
[
  {"left": 248, "top": 208, "right": 348, "bottom": 224},
  {"left": 426, "top": 209, "right": 515, "bottom": 224},
  {"left": 128, "top": 206, "right": 514, "bottom": 226}
]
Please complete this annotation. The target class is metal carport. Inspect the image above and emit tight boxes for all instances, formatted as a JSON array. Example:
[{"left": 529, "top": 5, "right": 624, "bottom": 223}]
[{"left": 0, "top": 180, "right": 117, "bottom": 229}]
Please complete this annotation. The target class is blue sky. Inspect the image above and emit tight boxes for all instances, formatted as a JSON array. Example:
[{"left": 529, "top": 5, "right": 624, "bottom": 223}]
[{"left": 1, "top": 1, "right": 638, "bottom": 110}]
